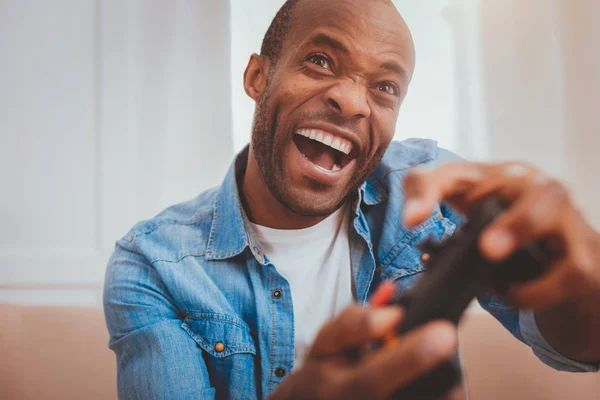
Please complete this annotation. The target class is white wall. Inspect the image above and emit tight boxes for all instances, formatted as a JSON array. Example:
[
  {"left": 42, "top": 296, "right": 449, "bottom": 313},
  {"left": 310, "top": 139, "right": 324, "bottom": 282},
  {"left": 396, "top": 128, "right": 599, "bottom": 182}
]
[
  {"left": 0, "top": 0, "right": 232, "bottom": 306},
  {"left": 447, "top": 0, "right": 600, "bottom": 227},
  {"left": 559, "top": 1, "right": 600, "bottom": 229}
]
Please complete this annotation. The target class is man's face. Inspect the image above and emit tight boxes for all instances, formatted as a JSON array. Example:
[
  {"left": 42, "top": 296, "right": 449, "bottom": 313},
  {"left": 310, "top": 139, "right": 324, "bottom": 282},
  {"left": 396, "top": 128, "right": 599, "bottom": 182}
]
[{"left": 250, "top": 0, "right": 415, "bottom": 217}]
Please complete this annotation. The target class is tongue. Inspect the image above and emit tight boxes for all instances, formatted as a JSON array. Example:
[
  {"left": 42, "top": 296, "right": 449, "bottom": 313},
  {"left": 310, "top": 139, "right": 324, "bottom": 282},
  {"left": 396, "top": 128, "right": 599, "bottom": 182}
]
[{"left": 294, "top": 135, "right": 336, "bottom": 170}]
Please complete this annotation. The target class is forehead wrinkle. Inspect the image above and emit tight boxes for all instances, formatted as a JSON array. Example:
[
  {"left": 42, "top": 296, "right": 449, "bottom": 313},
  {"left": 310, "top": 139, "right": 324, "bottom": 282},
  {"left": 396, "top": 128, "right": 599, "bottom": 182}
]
[
  {"left": 299, "top": 33, "right": 350, "bottom": 55},
  {"left": 289, "top": 0, "right": 400, "bottom": 48},
  {"left": 280, "top": 0, "right": 415, "bottom": 77},
  {"left": 379, "top": 61, "right": 407, "bottom": 80}
]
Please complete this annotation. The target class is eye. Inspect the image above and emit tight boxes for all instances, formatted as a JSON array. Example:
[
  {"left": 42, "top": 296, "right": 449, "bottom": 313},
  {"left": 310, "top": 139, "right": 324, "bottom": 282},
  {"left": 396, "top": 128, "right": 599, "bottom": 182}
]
[
  {"left": 375, "top": 82, "right": 399, "bottom": 96},
  {"left": 306, "top": 54, "right": 332, "bottom": 70}
]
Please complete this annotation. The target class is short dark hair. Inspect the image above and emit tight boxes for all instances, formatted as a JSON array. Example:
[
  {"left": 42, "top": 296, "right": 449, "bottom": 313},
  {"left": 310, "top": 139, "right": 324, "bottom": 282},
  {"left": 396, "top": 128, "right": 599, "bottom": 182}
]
[
  {"left": 260, "top": 0, "right": 302, "bottom": 66},
  {"left": 260, "top": 0, "right": 396, "bottom": 67}
]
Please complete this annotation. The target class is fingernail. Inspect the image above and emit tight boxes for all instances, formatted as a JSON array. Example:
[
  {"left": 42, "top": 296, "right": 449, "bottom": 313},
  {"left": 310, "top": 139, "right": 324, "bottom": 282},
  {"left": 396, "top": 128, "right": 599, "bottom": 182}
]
[
  {"left": 422, "top": 324, "right": 457, "bottom": 358},
  {"left": 447, "top": 386, "right": 466, "bottom": 400},
  {"left": 369, "top": 308, "right": 401, "bottom": 329},
  {"left": 369, "top": 281, "right": 396, "bottom": 307},
  {"left": 403, "top": 200, "right": 426, "bottom": 225},
  {"left": 483, "top": 229, "right": 516, "bottom": 261}
]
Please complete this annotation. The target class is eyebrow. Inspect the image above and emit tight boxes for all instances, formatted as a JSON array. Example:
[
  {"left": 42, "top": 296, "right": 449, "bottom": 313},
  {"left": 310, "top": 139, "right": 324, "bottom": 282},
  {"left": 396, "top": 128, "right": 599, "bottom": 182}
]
[
  {"left": 303, "top": 33, "right": 408, "bottom": 79},
  {"left": 303, "top": 33, "right": 349, "bottom": 55},
  {"left": 380, "top": 61, "right": 407, "bottom": 79}
]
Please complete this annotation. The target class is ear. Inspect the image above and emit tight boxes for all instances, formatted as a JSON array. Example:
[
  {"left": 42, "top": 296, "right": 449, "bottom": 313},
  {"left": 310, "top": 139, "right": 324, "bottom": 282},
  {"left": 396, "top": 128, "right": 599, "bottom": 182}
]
[{"left": 244, "top": 53, "right": 270, "bottom": 102}]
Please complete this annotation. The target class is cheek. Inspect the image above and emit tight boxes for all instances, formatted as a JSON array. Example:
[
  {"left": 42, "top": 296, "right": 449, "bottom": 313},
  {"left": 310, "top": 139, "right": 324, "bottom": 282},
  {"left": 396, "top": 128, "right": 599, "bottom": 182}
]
[
  {"left": 282, "top": 70, "right": 329, "bottom": 103},
  {"left": 370, "top": 110, "right": 399, "bottom": 150},
  {"left": 272, "top": 80, "right": 323, "bottom": 133}
]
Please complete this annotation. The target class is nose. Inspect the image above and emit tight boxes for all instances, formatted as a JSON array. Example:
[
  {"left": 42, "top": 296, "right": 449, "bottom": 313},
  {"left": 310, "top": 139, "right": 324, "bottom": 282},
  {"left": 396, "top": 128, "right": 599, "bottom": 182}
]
[{"left": 325, "top": 80, "right": 371, "bottom": 119}]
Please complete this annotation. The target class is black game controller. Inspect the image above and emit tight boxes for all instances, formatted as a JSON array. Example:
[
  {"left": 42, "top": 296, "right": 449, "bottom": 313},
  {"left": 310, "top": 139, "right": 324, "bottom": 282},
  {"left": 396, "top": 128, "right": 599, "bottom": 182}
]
[{"left": 389, "top": 196, "right": 554, "bottom": 399}]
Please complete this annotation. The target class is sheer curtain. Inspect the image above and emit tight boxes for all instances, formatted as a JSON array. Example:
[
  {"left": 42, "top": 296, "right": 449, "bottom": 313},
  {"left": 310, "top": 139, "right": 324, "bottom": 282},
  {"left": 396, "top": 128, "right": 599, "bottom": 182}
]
[
  {"left": 0, "top": 0, "right": 232, "bottom": 305},
  {"left": 446, "top": 0, "right": 600, "bottom": 227}
]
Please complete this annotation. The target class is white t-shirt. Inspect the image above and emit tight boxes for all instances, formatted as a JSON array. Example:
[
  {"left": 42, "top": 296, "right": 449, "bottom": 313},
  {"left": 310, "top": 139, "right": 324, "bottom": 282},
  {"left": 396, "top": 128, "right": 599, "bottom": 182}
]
[{"left": 251, "top": 205, "right": 354, "bottom": 367}]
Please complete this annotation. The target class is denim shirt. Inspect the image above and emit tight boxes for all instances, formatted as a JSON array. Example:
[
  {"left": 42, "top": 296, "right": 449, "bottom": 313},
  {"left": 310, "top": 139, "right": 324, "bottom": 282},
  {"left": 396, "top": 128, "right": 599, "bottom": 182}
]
[{"left": 104, "top": 139, "right": 597, "bottom": 400}]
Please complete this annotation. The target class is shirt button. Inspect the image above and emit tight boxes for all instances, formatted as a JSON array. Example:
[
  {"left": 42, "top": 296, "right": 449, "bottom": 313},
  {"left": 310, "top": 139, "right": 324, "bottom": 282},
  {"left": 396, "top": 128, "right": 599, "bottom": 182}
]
[
  {"left": 272, "top": 289, "right": 283, "bottom": 299},
  {"left": 253, "top": 246, "right": 261, "bottom": 255},
  {"left": 420, "top": 253, "right": 431, "bottom": 262},
  {"left": 214, "top": 342, "right": 225, "bottom": 353},
  {"left": 275, "top": 367, "right": 286, "bottom": 378}
]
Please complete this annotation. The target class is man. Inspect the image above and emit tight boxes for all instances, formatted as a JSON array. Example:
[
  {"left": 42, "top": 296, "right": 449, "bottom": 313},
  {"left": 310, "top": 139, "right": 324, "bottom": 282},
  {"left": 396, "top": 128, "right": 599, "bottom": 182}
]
[{"left": 103, "top": 0, "right": 600, "bottom": 398}]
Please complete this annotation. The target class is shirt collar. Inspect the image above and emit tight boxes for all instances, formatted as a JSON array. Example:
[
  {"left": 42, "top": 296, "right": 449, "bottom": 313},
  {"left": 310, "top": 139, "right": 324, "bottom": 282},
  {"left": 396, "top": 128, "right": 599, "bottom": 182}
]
[
  {"left": 205, "top": 146, "right": 386, "bottom": 261},
  {"left": 205, "top": 147, "right": 257, "bottom": 261},
  {"left": 360, "top": 176, "right": 386, "bottom": 206}
]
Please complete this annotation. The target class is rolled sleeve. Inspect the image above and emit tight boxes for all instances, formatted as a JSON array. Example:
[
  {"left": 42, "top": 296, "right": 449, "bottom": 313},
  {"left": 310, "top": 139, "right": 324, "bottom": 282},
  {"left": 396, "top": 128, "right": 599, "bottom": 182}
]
[{"left": 519, "top": 309, "right": 600, "bottom": 373}]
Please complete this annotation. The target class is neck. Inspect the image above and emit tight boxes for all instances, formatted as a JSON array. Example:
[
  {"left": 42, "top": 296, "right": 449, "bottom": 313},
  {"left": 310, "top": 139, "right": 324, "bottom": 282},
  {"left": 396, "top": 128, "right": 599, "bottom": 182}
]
[{"left": 241, "top": 147, "right": 328, "bottom": 230}]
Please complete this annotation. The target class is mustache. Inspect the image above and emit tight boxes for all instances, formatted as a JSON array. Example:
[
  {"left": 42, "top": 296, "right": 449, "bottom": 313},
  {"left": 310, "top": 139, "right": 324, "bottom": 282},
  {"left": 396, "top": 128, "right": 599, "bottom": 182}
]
[{"left": 293, "top": 109, "right": 361, "bottom": 135}]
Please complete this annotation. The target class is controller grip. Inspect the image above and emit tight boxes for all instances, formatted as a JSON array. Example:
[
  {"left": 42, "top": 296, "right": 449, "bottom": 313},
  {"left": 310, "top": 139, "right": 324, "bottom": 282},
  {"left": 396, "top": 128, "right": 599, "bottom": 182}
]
[
  {"left": 393, "top": 355, "right": 462, "bottom": 399},
  {"left": 387, "top": 197, "right": 554, "bottom": 399},
  {"left": 391, "top": 292, "right": 462, "bottom": 398}
]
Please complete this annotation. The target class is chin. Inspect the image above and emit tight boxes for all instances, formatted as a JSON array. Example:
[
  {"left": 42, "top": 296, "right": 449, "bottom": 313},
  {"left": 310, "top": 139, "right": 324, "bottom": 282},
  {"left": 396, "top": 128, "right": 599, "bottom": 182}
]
[{"left": 277, "top": 185, "right": 350, "bottom": 217}]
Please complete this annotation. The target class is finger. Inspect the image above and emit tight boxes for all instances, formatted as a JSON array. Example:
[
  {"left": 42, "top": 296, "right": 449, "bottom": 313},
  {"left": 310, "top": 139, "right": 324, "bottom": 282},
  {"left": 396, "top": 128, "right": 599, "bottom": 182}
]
[
  {"left": 441, "top": 385, "right": 467, "bottom": 400},
  {"left": 507, "top": 247, "right": 595, "bottom": 310},
  {"left": 505, "top": 258, "right": 587, "bottom": 308},
  {"left": 465, "top": 162, "right": 546, "bottom": 205},
  {"left": 502, "top": 207, "right": 597, "bottom": 308},
  {"left": 350, "top": 321, "right": 458, "bottom": 399},
  {"left": 479, "top": 179, "right": 569, "bottom": 261},
  {"left": 403, "top": 163, "right": 485, "bottom": 227},
  {"left": 308, "top": 305, "right": 403, "bottom": 358}
]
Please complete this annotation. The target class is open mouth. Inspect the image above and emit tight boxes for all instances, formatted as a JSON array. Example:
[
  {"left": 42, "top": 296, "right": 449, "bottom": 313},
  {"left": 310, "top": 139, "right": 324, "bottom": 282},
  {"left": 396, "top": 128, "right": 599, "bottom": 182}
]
[{"left": 293, "top": 128, "right": 357, "bottom": 173}]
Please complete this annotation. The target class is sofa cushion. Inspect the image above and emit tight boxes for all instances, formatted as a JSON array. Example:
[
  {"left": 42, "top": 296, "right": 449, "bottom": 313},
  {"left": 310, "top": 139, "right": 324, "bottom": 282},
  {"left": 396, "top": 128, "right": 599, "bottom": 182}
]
[
  {"left": 0, "top": 304, "right": 116, "bottom": 400},
  {"left": 1, "top": 303, "right": 599, "bottom": 399}
]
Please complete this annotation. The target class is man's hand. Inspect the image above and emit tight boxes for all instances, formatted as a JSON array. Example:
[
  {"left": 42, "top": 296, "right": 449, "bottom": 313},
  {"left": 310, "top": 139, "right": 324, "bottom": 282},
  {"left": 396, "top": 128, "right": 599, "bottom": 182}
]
[
  {"left": 269, "top": 305, "right": 463, "bottom": 400},
  {"left": 402, "top": 161, "right": 600, "bottom": 309},
  {"left": 402, "top": 161, "right": 600, "bottom": 362}
]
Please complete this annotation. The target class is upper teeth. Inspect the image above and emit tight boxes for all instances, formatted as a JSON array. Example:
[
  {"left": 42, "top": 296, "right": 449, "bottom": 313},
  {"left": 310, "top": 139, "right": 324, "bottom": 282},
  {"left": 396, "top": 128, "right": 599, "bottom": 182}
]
[{"left": 295, "top": 129, "right": 353, "bottom": 155}]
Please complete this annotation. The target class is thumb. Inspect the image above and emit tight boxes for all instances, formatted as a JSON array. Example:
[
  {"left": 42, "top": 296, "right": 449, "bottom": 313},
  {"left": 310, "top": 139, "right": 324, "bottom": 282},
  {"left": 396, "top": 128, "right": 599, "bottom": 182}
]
[{"left": 309, "top": 305, "right": 403, "bottom": 358}]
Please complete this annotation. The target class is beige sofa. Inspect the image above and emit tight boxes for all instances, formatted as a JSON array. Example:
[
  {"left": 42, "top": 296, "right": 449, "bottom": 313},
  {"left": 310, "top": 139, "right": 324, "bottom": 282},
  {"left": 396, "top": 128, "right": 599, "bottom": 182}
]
[{"left": 1, "top": 304, "right": 598, "bottom": 399}]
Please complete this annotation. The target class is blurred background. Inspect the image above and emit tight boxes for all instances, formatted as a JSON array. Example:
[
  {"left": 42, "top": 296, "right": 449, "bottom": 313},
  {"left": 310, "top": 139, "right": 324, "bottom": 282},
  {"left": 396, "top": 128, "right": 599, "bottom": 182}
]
[
  {"left": 1, "top": 1, "right": 599, "bottom": 399},
  {"left": 3, "top": 0, "right": 599, "bottom": 307}
]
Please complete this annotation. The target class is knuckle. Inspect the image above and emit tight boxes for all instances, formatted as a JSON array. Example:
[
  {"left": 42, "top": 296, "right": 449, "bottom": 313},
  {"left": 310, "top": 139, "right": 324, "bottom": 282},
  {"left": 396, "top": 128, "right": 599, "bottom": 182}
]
[
  {"left": 524, "top": 289, "right": 551, "bottom": 308},
  {"left": 570, "top": 252, "right": 592, "bottom": 274},
  {"left": 402, "top": 346, "right": 430, "bottom": 370},
  {"left": 502, "top": 161, "right": 538, "bottom": 180},
  {"left": 518, "top": 208, "right": 540, "bottom": 232},
  {"left": 335, "top": 306, "right": 370, "bottom": 340},
  {"left": 420, "top": 322, "right": 458, "bottom": 358},
  {"left": 339, "top": 305, "right": 367, "bottom": 328},
  {"left": 299, "top": 362, "right": 342, "bottom": 400},
  {"left": 516, "top": 161, "right": 536, "bottom": 171},
  {"left": 317, "top": 367, "right": 345, "bottom": 399},
  {"left": 340, "top": 372, "right": 374, "bottom": 400},
  {"left": 544, "top": 179, "right": 569, "bottom": 201},
  {"left": 404, "top": 172, "right": 425, "bottom": 189},
  {"left": 444, "top": 386, "right": 467, "bottom": 400},
  {"left": 337, "top": 305, "right": 363, "bottom": 325}
]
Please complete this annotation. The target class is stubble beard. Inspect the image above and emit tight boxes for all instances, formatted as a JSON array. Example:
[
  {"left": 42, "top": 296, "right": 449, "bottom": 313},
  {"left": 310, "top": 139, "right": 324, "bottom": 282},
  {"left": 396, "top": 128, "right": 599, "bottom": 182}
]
[{"left": 250, "top": 87, "right": 388, "bottom": 218}]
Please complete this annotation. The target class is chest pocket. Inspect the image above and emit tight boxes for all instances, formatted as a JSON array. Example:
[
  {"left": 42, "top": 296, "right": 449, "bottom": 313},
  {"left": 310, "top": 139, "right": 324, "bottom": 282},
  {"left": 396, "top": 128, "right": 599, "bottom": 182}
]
[
  {"left": 182, "top": 312, "right": 257, "bottom": 399},
  {"left": 379, "top": 214, "right": 457, "bottom": 293}
]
